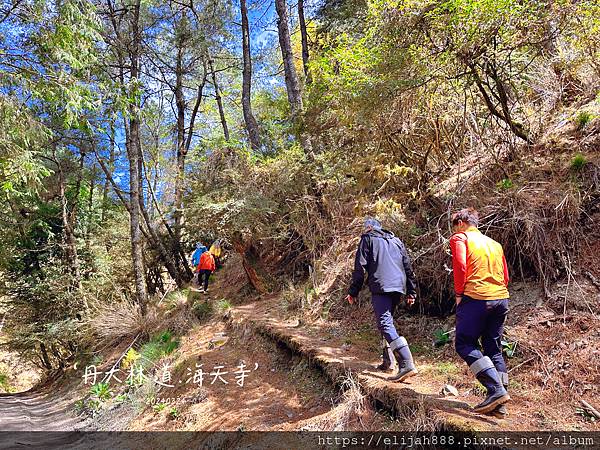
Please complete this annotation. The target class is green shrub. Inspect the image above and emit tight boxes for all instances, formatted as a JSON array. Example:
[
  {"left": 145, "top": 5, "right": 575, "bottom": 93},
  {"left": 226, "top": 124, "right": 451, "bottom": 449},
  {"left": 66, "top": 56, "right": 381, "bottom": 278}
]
[
  {"left": 497, "top": 178, "right": 514, "bottom": 190},
  {"left": 575, "top": 111, "right": 593, "bottom": 130},
  {"left": 571, "top": 153, "right": 587, "bottom": 171},
  {"left": 0, "top": 372, "right": 11, "bottom": 392},
  {"left": 433, "top": 329, "right": 451, "bottom": 347},
  {"left": 87, "top": 399, "right": 101, "bottom": 412},
  {"left": 90, "top": 382, "right": 112, "bottom": 401},
  {"left": 153, "top": 402, "right": 166, "bottom": 413},
  {"left": 168, "top": 407, "right": 180, "bottom": 419},
  {"left": 74, "top": 399, "right": 86, "bottom": 413},
  {"left": 192, "top": 301, "right": 213, "bottom": 320},
  {"left": 216, "top": 299, "right": 232, "bottom": 312},
  {"left": 501, "top": 340, "right": 518, "bottom": 358},
  {"left": 135, "top": 331, "right": 180, "bottom": 370}
]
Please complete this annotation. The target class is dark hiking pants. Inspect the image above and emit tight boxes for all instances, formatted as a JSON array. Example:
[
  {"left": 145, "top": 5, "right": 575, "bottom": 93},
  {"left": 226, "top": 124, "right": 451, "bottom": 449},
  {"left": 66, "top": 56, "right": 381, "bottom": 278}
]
[
  {"left": 199, "top": 269, "right": 212, "bottom": 291},
  {"left": 455, "top": 296, "right": 509, "bottom": 377},
  {"left": 371, "top": 292, "right": 402, "bottom": 344}
]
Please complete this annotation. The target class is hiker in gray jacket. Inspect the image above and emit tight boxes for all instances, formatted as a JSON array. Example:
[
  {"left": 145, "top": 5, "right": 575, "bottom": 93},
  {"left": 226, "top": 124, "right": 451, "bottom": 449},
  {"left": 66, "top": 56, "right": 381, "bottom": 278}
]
[{"left": 346, "top": 218, "right": 419, "bottom": 382}]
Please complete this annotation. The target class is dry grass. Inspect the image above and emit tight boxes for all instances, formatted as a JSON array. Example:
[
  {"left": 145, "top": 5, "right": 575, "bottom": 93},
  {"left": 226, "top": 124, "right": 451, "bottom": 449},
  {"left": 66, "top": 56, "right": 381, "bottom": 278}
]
[
  {"left": 506, "top": 310, "right": 600, "bottom": 401},
  {"left": 314, "top": 372, "right": 378, "bottom": 431},
  {"left": 86, "top": 299, "right": 158, "bottom": 347},
  {"left": 393, "top": 398, "right": 441, "bottom": 432},
  {"left": 484, "top": 183, "right": 583, "bottom": 297},
  {"left": 87, "top": 291, "right": 198, "bottom": 348}
]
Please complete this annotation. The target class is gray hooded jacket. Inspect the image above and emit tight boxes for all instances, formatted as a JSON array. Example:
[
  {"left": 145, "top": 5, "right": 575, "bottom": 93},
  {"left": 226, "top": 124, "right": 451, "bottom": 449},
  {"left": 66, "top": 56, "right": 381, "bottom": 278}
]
[{"left": 348, "top": 229, "right": 417, "bottom": 297}]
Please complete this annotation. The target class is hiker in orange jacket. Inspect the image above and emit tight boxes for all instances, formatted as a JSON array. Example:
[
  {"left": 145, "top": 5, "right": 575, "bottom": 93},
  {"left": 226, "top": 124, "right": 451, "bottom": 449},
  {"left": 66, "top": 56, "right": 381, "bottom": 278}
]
[
  {"left": 449, "top": 207, "right": 511, "bottom": 417},
  {"left": 197, "top": 251, "right": 216, "bottom": 294}
]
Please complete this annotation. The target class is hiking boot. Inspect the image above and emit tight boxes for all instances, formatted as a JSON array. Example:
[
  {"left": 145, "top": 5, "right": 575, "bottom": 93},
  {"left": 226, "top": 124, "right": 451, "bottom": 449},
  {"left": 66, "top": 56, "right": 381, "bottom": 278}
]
[
  {"left": 203, "top": 289, "right": 208, "bottom": 294},
  {"left": 490, "top": 404, "right": 508, "bottom": 418},
  {"left": 489, "top": 373, "right": 509, "bottom": 418},
  {"left": 376, "top": 337, "right": 396, "bottom": 371},
  {"left": 388, "top": 336, "right": 418, "bottom": 382},
  {"left": 470, "top": 357, "right": 510, "bottom": 414}
]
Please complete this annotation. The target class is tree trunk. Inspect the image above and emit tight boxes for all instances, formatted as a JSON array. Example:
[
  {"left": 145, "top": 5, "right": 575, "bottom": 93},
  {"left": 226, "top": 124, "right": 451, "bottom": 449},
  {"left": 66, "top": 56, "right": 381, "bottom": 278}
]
[
  {"left": 39, "top": 343, "right": 52, "bottom": 370},
  {"left": 468, "top": 62, "right": 532, "bottom": 144},
  {"left": 142, "top": 157, "right": 192, "bottom": 279},
  {"left": 96, "top": 149, "right": 180, "bottom": 285},
  {"left": 240, "top": 0, "right": 261, "bottom": 151},
  {"left": 126, "top": 0, "right": 148, "bottom": 312},
  {"left": 208, "top": 56, "right": 230, "bottom": 142},
  {"left": 138, "top": 195, "right": 183, "bottom": 287},
  {"left": 298, "top": 0, "right": 311, "bottom": 83},
  {"left": 86, "top": 164, "right": 96, "bottom": 247},
  {"left": 174, "top": 42, "right": 186, "bottom": 246},
  {"left": 55, "top": 149, "right": 83, "bottom": 299},
  {"left": 274, "top": 0, "right": 303, "bottom": 117},
  {"left": 171, "top": 27, "right": 205, "bottom": 282},
  {"left": 233, "top": 241, "right": 267, "bottom": 294},
  {"left": 101, "top": 121, "right": 116, "bottom": 223}
]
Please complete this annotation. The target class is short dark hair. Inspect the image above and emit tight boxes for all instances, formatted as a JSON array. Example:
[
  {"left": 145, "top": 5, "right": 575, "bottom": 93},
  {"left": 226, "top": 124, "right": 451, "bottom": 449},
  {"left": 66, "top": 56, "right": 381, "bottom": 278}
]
[{"left": 451, "top": 208, "right": 479, "bottom": 226}]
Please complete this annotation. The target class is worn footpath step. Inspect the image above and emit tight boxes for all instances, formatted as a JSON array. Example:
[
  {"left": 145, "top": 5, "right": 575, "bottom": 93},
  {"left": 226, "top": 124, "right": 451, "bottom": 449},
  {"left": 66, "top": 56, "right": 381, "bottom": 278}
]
[{"left": 227, "top": 297, "right": 518, "bottom": 432}]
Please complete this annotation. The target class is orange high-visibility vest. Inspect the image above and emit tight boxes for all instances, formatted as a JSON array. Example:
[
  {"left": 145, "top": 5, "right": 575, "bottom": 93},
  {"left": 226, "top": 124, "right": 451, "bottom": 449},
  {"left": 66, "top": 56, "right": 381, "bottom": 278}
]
[{"left": 450, "top": 227, "right": 509, "bottom": 300}]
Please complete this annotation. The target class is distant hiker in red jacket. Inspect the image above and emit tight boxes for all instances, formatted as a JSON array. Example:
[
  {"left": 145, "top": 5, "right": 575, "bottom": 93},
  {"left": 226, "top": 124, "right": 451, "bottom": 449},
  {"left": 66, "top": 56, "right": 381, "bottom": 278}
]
[
  {"left": 449, "top": 207, "right": 510, "bottom": 417},
  {"left": 197, "top": 251, "right": 216, "bottom": 294}
]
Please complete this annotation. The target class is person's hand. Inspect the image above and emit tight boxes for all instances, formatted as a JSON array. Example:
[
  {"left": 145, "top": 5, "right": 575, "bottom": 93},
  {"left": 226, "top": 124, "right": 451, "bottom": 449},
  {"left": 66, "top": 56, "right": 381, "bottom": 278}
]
[
  {"left": 406, "top": 295, "right": 416, "bottom": 306},
  {"left": 455, "top": 295, "right": 463, "bottom": 305},
  {"left": 345, "top": 294, "right": 355, "bottom": 305}
]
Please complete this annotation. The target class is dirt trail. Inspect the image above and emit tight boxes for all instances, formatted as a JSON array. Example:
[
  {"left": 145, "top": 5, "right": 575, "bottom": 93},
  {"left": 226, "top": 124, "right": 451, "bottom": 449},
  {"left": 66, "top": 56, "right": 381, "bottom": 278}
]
[
  {"left": 0, "top": 380, "right": 85, "bottom": 431},
  {"left": 226, "top": 290, "right": 599, "bottom": 432},
  {"left": 125, "top": 313, "right": 392, "bottom": 432},
  {"left": 228, "top": 296, "right": 500, "bottom": 430},
  {"left": 0, "top": 292, "right": 383, "bottom": 435},
  {"left": 1, "top": 274, "right": 596, "bottom": 435},
  {"left": 127, "top": 321, "right": 331, "bottom": 431}
]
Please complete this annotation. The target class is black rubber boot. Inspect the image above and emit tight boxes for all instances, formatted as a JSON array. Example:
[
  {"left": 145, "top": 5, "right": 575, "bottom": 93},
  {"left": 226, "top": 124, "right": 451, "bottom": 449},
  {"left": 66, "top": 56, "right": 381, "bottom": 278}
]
[
  {"left": 376, "top": 337, "right": 396, "bottom": 371},
  {"left": 490, "top": 372, "right": 509, "bottom": 418},
  {"left": 471, "top": 357, "right": 510, "bottom": 414},
  {"left": 388, "top": 336, "right": 418, "bottom": 382}
]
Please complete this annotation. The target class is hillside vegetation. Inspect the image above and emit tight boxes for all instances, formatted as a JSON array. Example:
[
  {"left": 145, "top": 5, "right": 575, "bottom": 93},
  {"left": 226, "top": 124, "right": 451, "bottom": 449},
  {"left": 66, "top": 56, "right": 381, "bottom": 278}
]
[{"left": 0, "top": 0, "right": 598, "bottom": 433}]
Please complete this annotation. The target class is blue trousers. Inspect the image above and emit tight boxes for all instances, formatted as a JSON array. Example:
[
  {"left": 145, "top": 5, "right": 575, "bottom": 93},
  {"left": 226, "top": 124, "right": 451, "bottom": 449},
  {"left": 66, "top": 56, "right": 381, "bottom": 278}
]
[
  {"left": 198, "top": 269, "right": 212, "bottom": 291},
  {"left": 455, "top": 296, "right": 509, "bottom": 374},
  {"left": 371, "top": 292, "right": 402, "bottom": 343}
]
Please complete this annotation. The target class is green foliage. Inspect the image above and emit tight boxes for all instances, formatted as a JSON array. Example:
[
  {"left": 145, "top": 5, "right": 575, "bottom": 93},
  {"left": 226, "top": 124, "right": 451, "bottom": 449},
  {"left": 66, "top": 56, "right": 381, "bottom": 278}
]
[
  {"left": 0, "top": 371, "right": 12, "bottom": 392},
  {"left": 136, "top": 331, "right": 180, "bottom": 371},
  {"left": 571, "top": 153, "right": 587, "bottom": 172},
  {"left": 168, "top": 407, "right": 180, "bottom": 419},
  {"left": 74, "top": 399, "right": 86, "bottom": 413},
  {"left": 0, "top": 0, "right": 127, "bottom": 374},
  {"left": 86, "top": 399, "right": 101, "bottom": 412},
  {"left": 138, "top": 342, "right": 165, "bottom": 367},
  {"left": 575, "top": 111, "right": 593, "bottom": 130},
  {"left": 153, "top": 402, "right": 167, "bottom": 413},
  {"left": 497, "top": 178, "right": 514, "bottom": 190},
  {"left": 432, "top": 361, "right": 461, "bottom": 377},
  {"left": 216, "top": 299, "right": 232, "bottom": 312},
  {"left": 0, "top": 97, "right": 52, "bottom": 198},
  {"left": 501, "top": 340, "right": 517, "bottom": 358},
  {"left": 408, "top": 343, "right": 429, "bottom": 356},
  {"left": 192, "top": 302, "right": 214, "bottom": 321},
  {"left": 90, "top": 382, "right": 112, "bottom": 401},
  {"left": 433, "top": 329, "right": 451, "bottom": 347}
]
